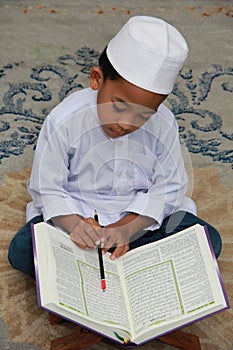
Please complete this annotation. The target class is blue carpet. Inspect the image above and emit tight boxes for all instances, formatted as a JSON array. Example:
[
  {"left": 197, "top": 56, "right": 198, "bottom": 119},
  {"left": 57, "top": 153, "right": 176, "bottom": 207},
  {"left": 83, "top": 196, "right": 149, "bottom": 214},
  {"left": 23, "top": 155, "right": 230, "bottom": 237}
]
[{"left": 0, "top": 48, "right": 232, "bottom": 169}]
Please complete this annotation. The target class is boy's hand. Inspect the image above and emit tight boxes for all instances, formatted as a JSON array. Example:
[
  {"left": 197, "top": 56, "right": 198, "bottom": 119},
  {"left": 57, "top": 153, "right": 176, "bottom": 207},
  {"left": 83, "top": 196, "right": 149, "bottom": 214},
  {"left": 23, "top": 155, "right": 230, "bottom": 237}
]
[
  {"left": 102, "top": 226, "right": 130, "bottom": 260},
  {"left": 101, "top": 213, "right": 155, "bottom": 260},
  {"left": 70, "top": 217, "right": 102, "bottom": 249},
  {"left": 52, "top": 213, "right": 155, "bottom": 257}
]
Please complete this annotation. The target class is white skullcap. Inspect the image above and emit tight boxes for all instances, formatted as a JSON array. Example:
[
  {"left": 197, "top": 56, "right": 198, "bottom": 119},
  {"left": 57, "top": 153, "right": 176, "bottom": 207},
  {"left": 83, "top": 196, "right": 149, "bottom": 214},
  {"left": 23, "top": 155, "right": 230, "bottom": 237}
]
[{"left": 106, "top": 16, "right": 189, "bottom": 94}]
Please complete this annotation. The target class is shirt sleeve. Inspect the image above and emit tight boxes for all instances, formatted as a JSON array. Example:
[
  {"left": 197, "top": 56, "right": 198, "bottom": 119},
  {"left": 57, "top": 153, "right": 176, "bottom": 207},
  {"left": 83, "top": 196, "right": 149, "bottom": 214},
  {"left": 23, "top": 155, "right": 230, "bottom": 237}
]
[
  {"left": 124, "top": 113, "right": 192, "bottom": 230},
  {"left": 28, "top": 114, "right": 83, "bottom": 222}
]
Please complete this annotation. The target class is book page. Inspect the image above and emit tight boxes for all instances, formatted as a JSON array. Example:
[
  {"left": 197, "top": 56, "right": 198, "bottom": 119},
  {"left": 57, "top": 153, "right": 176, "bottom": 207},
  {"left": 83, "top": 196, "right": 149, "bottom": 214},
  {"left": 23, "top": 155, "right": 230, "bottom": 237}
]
[
  {"left": 120, "top": 225, "right": 222, "bottom": 335},
  {"left": 44, "top": 225, "right": 130, "bottom": 330},
  {"left": 121, "top": 248, "right": 182, "bottom": 333},
  {"left": 77, "top": 252, "right": 130, "bottom": 328},
  {"left": 51, "top": 241, "right": 86, "bottom": 314},
  {"left": 158, "top": 227, "right": 214, "bottom": 313}
]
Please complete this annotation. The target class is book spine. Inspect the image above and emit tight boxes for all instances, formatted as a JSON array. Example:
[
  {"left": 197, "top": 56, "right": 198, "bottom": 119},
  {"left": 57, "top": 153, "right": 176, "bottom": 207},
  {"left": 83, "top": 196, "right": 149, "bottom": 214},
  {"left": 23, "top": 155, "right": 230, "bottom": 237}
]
[{"left": 31, "top": 223, "right": 42, "bottom": 307}]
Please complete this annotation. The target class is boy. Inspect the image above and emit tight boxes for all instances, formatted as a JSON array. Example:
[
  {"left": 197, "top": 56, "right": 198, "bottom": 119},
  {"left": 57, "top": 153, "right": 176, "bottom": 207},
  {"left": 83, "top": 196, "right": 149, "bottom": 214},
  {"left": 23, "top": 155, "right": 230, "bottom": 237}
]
[{"left": 8, "top": 16, "right": 222, "bottom": 279}]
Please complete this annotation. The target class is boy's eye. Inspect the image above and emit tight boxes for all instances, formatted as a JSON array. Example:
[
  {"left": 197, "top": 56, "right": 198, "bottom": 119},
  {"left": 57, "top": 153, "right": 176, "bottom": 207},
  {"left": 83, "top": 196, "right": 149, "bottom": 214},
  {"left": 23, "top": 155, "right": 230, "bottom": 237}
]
[{"left": 112, "top": 103, "right": 127, "bottom": 113}]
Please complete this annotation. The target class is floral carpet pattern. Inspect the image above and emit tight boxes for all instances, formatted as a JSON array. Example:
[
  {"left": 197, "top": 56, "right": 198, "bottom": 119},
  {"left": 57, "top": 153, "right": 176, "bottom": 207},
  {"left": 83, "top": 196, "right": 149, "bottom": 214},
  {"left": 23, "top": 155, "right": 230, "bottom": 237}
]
[
  {"left": 0, "top": 48, "right": 232, "bottom": 170},
  {"left": 0, "top": 4, "right": 232, "bottom": 349}
]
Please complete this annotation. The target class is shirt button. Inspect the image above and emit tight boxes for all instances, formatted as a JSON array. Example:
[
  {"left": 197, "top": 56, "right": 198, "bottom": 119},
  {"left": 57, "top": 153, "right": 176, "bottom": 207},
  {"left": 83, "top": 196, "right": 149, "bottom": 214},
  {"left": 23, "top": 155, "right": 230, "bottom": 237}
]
[
  {"left": 117, "top": 171, "right": 122, "bottom": 177},
  {"left": 118, "top": 141, "right": 123, "bottom": 147}
]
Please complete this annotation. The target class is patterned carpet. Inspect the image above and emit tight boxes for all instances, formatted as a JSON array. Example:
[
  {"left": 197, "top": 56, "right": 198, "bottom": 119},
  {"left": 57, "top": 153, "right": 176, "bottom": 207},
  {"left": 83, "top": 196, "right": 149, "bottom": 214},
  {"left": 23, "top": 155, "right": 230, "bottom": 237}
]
[
  {"left": 0, "top": 51, "right": 232, "bottom": 177},
  {"left": 0, "top": 2, "right": 232, "bottom": 350}
]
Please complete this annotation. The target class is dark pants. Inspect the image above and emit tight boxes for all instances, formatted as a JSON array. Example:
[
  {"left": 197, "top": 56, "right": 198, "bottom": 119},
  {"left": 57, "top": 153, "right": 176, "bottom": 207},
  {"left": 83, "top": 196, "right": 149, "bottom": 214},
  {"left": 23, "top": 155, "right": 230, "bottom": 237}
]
[{"left": 8, "top": 211, "right": 222, "bottom": 279}]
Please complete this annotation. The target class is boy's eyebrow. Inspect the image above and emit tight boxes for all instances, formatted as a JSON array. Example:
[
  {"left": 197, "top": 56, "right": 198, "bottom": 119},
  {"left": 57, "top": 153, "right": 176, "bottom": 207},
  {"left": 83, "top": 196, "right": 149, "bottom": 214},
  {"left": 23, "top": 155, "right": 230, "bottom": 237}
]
[{"left": 114, "top": 97, "right": 155, "bottom": 115}]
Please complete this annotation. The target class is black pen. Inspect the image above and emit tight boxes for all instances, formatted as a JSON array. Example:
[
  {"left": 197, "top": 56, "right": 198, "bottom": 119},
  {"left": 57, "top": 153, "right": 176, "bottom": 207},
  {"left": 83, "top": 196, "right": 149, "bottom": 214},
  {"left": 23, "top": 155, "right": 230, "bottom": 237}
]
[{"left": 94, "top": 211, "right": 106, "bottom": 292}]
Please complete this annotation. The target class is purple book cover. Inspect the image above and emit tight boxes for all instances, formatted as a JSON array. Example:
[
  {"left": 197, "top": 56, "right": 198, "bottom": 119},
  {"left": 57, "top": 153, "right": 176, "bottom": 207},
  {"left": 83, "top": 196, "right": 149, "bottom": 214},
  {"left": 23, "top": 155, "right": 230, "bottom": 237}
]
[{"left": 204, "top": 225, "right": 230, "bottom": 309}]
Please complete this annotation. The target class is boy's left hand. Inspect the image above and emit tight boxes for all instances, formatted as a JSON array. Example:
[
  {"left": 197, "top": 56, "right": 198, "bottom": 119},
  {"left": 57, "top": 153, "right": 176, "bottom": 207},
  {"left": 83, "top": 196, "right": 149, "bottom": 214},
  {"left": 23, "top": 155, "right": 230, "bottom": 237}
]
[
  {"left": 101, "top": 213, "right": 155, "bottom": 260},
  {"left": 102, "top": 225, "right": 130, "bottom": 260}
]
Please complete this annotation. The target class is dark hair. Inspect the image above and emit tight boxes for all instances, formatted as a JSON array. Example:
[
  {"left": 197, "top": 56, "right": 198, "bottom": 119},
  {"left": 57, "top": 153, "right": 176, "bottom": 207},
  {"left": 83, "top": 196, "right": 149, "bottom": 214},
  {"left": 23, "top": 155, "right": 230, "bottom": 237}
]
[{"left": 98, "top": 46, "right": 121, "bottom": 81}]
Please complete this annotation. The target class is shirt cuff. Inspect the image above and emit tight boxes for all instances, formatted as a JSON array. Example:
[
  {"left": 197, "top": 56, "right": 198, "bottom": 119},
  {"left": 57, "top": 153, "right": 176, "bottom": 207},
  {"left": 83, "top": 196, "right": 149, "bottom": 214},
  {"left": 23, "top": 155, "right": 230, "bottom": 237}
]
[
  {"left": 41, "top": 195, "right": 83, "bottom": 222},
  {"left": 125, "top": 192, "right": 165, "bottom": 230}
]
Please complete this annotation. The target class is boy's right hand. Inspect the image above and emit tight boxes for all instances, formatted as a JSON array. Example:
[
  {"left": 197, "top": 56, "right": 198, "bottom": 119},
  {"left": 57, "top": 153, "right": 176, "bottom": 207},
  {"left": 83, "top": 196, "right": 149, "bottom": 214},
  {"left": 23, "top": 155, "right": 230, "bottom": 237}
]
[
  {"left": 51, "top": 214, "right": 102, "bottom": 250},
  {"left": 70, "top": 216, "right": 103, "bottom": 250}
]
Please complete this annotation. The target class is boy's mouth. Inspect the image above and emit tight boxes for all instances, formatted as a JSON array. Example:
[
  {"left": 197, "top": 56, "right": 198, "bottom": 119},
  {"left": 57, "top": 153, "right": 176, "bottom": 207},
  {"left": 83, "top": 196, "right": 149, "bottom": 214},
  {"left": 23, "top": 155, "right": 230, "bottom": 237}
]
[
  {"left": 103, "top": 122, "right": 137, "bottom": 138},
  {"left": 107, "top": 128, "right": 127, "bottom": 138}
]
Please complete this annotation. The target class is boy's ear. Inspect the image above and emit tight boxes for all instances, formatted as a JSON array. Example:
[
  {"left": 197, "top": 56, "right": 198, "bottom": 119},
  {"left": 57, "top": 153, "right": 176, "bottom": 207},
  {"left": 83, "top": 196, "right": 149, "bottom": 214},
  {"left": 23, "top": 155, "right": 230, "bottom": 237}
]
[{"left": 90, "top": 67, "right": 104, "bottom": 90}]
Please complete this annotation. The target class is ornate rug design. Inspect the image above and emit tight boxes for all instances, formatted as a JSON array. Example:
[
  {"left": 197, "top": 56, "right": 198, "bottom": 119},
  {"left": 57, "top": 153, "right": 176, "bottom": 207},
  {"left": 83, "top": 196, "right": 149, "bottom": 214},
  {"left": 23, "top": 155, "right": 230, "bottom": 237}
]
[
  {"left": 0, "top": 48, "right": 232, "bottom": 173},
  {"left": 0, "top": 30, "right": 232, "bottom": 350}
]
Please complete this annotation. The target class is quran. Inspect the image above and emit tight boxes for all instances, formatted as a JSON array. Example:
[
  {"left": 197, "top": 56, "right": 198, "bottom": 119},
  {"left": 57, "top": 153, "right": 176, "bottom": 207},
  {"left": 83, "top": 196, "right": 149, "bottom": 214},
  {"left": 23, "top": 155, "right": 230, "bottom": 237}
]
[{"left": 32, "top": 222, "right": 229, "bottom": 346}]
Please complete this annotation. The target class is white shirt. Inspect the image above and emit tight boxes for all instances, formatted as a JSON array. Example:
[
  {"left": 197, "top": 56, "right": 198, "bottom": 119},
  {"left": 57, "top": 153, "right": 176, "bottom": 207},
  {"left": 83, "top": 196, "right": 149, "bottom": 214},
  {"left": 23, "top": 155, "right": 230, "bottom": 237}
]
[{"left": 26, "top": 87, "right": 196, "bottom": 230}]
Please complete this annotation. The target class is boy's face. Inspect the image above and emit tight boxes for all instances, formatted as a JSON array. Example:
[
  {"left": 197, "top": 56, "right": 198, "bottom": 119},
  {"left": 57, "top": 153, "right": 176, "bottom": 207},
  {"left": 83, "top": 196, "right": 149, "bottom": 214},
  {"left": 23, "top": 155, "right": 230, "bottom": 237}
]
[{"left": 90, "top": 67, "right": 167, "bottom": 139}]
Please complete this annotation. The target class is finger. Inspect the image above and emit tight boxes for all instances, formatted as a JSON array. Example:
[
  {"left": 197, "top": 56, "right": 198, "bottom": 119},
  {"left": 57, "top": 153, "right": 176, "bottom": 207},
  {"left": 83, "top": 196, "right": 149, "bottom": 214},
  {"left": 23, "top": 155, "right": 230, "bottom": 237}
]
[
  {"left": 83, "top": 225, "right": 99, "bottom": 248},
  {"left": 84, "top": 219, "right": 103, "bottom": 245},
  {"left": 77, "top": 243, "right": 88, "bottom": 249},
  {"left": 84, "top": 217, "right": 101, "bottom": 228},
  {"left": 102, "top": 234, "right": 126, "bottom": 251},
  {"left": 110, "top": 244, "right": 129, "bottom": 260},
  {"left": 118, "top": 245, "right": 129, "bottom": 256},
  {"left": 102, "top": 238, "right": 116, "bottom": 252},
  {"left": 70, "top": 224, "right": 98, "bottom": 248},
  {"left": 70, "top": 232, "right": 87, "bottom": 249}
]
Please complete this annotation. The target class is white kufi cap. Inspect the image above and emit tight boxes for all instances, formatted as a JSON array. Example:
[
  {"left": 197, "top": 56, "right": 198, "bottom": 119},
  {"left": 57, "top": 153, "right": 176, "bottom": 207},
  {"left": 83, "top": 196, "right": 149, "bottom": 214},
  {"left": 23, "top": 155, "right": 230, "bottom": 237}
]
[{"left": 106, "top": 16, "right": 189, "bottom": 94}]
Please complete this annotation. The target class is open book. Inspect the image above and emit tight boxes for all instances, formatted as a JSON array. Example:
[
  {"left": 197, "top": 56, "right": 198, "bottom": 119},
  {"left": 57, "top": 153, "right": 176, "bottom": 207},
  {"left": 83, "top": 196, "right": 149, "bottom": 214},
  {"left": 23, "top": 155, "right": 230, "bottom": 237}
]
[{"left": 31, "top": 222, "right": 229, "bottom": 346}]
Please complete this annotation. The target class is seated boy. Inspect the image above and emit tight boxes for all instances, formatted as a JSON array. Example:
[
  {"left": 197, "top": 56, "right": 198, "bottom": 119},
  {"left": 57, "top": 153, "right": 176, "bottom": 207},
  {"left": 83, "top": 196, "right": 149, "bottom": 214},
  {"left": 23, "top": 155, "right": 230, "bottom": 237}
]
[{"left": 8, "top": 16, "right": 222, "bottom": 279}]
